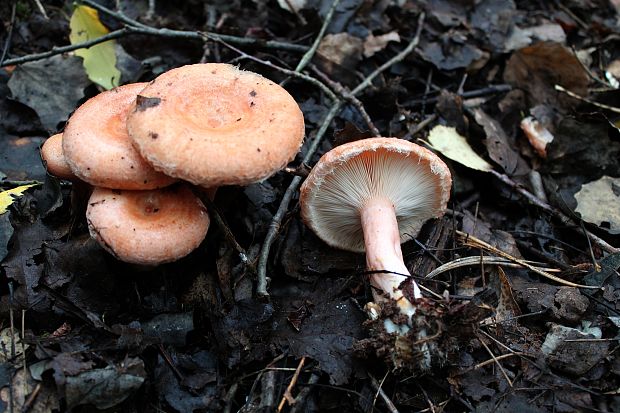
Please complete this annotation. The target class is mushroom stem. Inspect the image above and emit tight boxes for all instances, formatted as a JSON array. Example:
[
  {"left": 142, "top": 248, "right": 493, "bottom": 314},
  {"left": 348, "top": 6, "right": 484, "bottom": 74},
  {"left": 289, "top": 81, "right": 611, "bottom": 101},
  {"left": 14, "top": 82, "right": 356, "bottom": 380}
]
[{"left": 360, "top": 197, "right": 422, "bottom": 318}]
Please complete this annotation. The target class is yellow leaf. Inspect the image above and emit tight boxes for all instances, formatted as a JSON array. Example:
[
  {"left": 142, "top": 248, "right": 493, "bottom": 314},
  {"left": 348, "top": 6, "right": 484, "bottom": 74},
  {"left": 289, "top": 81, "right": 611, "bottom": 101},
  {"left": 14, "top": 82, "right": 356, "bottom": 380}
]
[
  {"left": 0, "top": 184, "right": 38, "bottom": 215},
  {"left": 427, "top": 125, "right": 493, "bottom": 172},
  {"left": 69, "top": 5, "right": 120, "bottom": 90}
]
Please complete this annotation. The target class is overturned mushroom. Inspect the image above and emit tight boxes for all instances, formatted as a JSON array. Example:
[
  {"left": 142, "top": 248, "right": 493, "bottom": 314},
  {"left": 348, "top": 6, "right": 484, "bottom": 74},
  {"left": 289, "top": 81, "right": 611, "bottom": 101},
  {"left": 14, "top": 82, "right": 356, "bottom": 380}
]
[{"left": 300, "top": 138, "right": 451, "bottom": 367}]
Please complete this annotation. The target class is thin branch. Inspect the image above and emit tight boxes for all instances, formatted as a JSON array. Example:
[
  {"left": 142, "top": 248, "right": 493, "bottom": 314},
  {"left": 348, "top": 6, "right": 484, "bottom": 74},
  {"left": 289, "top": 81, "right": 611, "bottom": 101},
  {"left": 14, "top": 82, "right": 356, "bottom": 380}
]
[
  {"left": 350, "top": 12, "right": 425, "bottom": 97},
  {"left": 0, "top": 1, "right": 17, "bottom": 65},
  {"left": 216, "top": 40, "right": 337, "bottom": 102},
  {"left": 311, "top": 64, "right": 381, "bottom": 136},
  {"left": 490, "top": 169, "right": 619, "bottom": 254},
  {"left": 80, "top": 0, "right": 308, "bottom": 52},
  {"left": 294, "top": 0, "right": 341, "bottom": 73},
  {"left": 256, "top": 102, "right": 343, "bottom": 296},
  {"left": 1, "top": 28, "right": 130, "bottom": 67}
]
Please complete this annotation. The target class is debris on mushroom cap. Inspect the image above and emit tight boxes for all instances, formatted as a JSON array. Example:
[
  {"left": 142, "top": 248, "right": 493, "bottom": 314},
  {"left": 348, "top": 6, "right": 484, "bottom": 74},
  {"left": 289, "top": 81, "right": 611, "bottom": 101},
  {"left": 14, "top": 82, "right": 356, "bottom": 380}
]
[
  {"left": 86, "top": 185, "right": 210, "bottom": 265},
  {"left": 41, "top": 133, "right": 76, "bottom": 181},
  {"left": 127, "top": 63, "right": 305, "bottom": 187},
  {"left": 63, "top": 83, "right": 177, "bottom": 190},
  {"left": 300, "top": 137, "right": 452, "bottom": 253}
]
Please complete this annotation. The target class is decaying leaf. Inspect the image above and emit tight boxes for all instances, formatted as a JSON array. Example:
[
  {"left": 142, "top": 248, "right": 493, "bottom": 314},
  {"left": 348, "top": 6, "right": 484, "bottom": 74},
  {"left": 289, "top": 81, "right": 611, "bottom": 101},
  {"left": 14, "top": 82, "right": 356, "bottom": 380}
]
[
  {"left": 0, "top": 184, "right": 38, "bottom": 215},
  {"left": 574, "top": 176, "right": 620, "bottom": 234},
  {"left": 70, "top": 5, "right": 121, "bottom": 90},
  {"left": 363, "top": 31, "right": 400, "bottom": 57},
  {"left": 503, "top": 42, "right": 589, "bottom": 109},
  {"left": 427, "top": 125, "right": 493, "bottom": 172},
  {"left": 7, "top": 55, "right": 90, "bottom": 131}
]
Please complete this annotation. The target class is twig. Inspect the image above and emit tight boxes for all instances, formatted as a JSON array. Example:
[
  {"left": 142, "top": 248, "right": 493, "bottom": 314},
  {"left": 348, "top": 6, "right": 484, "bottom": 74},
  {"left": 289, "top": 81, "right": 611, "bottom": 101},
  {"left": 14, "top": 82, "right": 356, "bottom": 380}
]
[
  {"left": 80, "top": 0, "right": 308, "bottom": 52},
  {"left": 32, "top": 0, "right": 49, "bottom": 19},
  {"left": 351, "top": 12, "right": 425, "bottom": 97},
  {"left": 477, "top": 334, "right": 514, "bottom": 387},
  {"left": 370, "top": 372, "right": 400, "bottom": 413},
  {"left": 277, "top": 356, "right": 306, "bottom": 412},
  {"left": 256, "top": 102, "right": 343, "bottom": 296},
  {"left": 290, "top": 373, "right": 320, "bottom": 413},
  {"left": 456, "top": 230, "right": 600, "bottom": 289},
  {"left": 216, "top": 40, "right": 337, "bottom": 102},
  {"left": 201, "top": 195, "right": 253, "bottom": 268},
  {"left": 407, "top": 114, "right": 437, "bottom": 138},
  {"left": 490, "top": 169, "right": 619, "bottom": 254},
  {"left": 256, "top": 12, "right": 426, "bottom": 297},
  {"left": 1, "top": 28, "right": 131, "bottom": 67},
  {"left": 402, "top": 84, "right": 512, "bottom": 108},
  {"left": 0, "top": 1, "right": 17, "bottom": 65},
  {"left": 293, "top": 0, "right": 341, "bottom": 72},
  {"left": 311, "top": 64, "right": 381, "bottom": 136},
  {"left": 554, "top": 84, "right": 620, "bottom": 114},
  {"left": 425, "top": 255, "right": 559, "bottom": 279}
]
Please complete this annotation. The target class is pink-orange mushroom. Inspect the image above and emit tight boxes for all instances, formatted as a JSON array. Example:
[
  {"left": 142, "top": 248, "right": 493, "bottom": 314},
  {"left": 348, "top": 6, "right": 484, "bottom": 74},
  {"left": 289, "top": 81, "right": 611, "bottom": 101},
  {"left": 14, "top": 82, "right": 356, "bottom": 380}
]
[
  {"left": 86, "top": 185, "right": 209, "bottom": 265},
  {"left": 40, "top": 133, "right": 77, "bottom": 181},
  {"left": 127, "top": 63, "right": 305, "bottom": 188},
  {"left": 63, "top": 83, "right": 177, "bottom": 190},
  {"left": 300, "top": 138, "right": 451, "bottom": 320}
]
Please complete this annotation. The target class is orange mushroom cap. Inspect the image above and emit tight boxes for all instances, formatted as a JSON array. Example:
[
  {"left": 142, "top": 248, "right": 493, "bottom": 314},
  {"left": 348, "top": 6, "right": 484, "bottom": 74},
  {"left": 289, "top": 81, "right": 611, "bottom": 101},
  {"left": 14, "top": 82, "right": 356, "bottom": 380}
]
[
  {"left": 300, "top": 137, "right": 452, "bottom": 253},
  {"left": 86, "top": 185, "right": 210, "bottom": 265},
  {"left": 63, "top": 83, "right": 177, "bottom": 190},
  {"left": 127, "top": 63, "right": 305, "bottom": 187},
  {"left": 40, "top": 133, "right": 76, "bottom": 181}
]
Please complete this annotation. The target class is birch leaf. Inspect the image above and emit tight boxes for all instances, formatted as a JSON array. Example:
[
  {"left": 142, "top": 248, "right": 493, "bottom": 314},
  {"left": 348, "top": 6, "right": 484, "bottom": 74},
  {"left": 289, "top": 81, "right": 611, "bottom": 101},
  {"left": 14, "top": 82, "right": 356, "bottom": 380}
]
[
  {"left": 0, "top": 184, "right": 38, "bottom": 215},
  {"left": 69, "top": 5, "right": 120, "bottom": 90},
  {"left": 427, "top": 125, "right": 493, "bottom": 172}
]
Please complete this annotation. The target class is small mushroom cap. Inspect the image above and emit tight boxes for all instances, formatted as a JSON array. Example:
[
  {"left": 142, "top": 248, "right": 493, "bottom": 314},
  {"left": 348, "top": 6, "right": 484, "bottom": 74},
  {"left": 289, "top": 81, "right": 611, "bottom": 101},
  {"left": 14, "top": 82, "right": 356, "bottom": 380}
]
[
  {"left": 63, "top": 83, "right": 177, "bottom": 190},
  {"left": 300, "top": 137, "right": 452, "bottom": 253},
  {"left": 86, "top": 185, "right": 210, "bottom": 265},
  {"left": 127, "top": 63, "right": 305, "bottom": 187},
  {"left": 41, "top": 133, "right": 76, "bottom": 180}
]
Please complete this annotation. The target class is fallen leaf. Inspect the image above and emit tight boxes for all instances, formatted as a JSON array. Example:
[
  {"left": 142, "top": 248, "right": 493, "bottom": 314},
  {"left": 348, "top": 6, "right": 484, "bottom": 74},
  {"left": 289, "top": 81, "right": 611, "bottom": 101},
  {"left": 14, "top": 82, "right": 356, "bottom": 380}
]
[
  {"left": 0, "top": 184, "right": 38, "bottom": 215},
  {"left": 427, "top": 125, "right": 493, "bottom": 172},
  {"left": 363, "top": 31, "right": 400, "bottom": 58},
  {"left": 503, "top": 42, "right": 589, "bottom": 110},
  {"left": 574, "top": 176, "right": 620, "bottom": 234},
  {"left": 7, "top": 55, "right": 90, "bottom": 131},
  {"left": 473, "top": 108, "right": 530, "bottom": 176},
  {"left": 70, "top": 5, "right": 121, "bottom": 90},
  {"left": 64, "top": 358, "right": 146, "bottom": 409}
]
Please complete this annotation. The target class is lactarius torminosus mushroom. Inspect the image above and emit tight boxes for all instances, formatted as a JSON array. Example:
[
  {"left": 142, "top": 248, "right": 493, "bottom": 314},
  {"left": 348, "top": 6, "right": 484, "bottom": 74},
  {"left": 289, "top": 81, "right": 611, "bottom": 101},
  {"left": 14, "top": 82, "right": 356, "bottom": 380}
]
[
  {"left": 300, "top": 137, "right": 451, "bottom": 367},
  {"left": 127, "top": 63, "right": 305, "bottom": 188},
  {"left": 86, "top": 185, "right": 209, "bottom": 265},
  {"left": 40, "top": 133, "right": 77, "bottom": 181},
  {"left": 63, "top": 83, "right": 177, "bottom": 190}
]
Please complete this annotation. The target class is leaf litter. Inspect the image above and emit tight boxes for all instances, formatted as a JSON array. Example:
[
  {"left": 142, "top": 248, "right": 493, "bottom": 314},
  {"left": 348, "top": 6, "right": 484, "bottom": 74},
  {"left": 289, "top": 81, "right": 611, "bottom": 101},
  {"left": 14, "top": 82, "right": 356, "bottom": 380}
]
[{"left": 1, "top": 0, "right": 620, "bottom": 411}]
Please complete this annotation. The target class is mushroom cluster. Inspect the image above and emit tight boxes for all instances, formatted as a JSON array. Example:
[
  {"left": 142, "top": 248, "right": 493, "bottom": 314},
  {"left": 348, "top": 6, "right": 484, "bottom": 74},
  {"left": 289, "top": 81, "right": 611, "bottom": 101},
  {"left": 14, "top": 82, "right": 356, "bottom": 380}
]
[{"left": 41, "top": 63, "right": 305, "bottom": 265}]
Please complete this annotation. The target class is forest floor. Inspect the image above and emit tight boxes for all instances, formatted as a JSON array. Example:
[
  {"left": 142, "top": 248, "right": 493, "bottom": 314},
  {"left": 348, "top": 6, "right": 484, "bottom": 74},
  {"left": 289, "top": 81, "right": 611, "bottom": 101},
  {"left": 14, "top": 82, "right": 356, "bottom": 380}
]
[{"left": 1, "top": 0, "right": 620, "bottom": 412}]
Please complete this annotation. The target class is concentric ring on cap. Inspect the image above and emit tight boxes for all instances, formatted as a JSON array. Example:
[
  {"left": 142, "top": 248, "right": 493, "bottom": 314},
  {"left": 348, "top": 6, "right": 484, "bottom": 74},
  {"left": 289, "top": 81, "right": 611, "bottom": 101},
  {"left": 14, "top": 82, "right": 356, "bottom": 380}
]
[{"left": 127, "top": 63, "right": 305, "bottom": 187}]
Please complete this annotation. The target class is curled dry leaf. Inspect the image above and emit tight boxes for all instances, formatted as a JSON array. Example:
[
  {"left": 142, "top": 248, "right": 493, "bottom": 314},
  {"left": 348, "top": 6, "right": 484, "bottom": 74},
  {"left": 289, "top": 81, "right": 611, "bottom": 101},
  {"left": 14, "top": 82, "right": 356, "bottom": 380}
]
[
  {"left": 363, "top": 31, "right": 400, "bottom": 58},
  {"left": 574, "top": 176, "right": 620, "bottom": 234}
]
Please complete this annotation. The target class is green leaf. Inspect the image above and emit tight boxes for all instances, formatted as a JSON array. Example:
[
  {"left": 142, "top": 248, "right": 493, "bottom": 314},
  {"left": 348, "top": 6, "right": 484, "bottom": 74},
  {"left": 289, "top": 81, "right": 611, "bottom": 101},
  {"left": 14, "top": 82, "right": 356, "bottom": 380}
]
[
  {"left": 69, "top": 5, "right": 120, "bottom": 90},
  {"left": 0, "top": 184, "right": 38, "bottom": 215}
]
